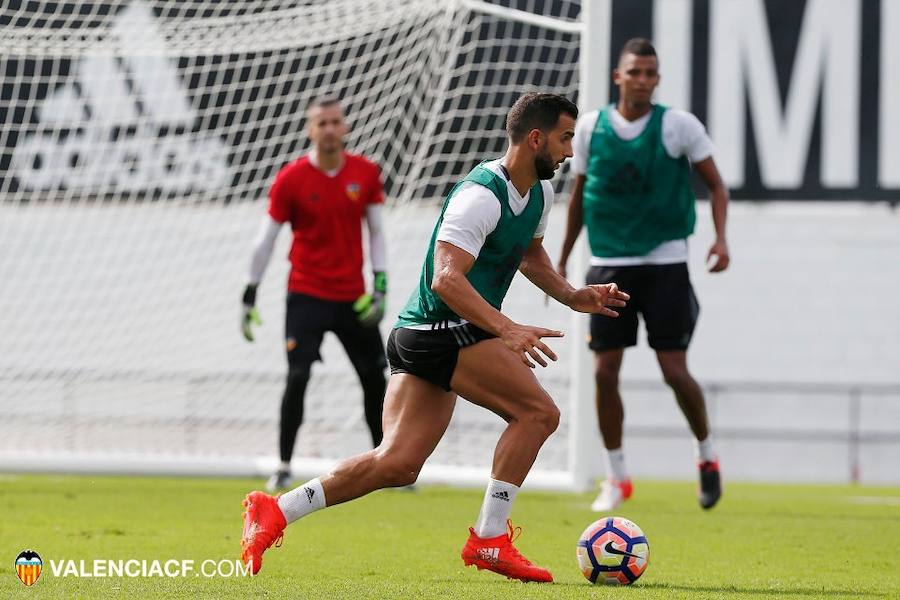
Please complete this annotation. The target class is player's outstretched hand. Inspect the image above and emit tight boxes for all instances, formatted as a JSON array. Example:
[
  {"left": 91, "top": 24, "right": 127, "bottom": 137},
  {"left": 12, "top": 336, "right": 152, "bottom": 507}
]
[
  {"left": 567, "top": 283, "right": 630, "bottom": 316},
  {"left": 500, "top": 323, "right": 564, "bottom": 369},
  {"left": 241, "top": 284, "right": 262, "bottom": 342}
]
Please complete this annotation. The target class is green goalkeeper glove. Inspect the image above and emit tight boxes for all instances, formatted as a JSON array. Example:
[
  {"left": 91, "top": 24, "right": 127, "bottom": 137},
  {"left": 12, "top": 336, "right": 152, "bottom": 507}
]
[
  {"left": 353, "top": 271, "right": 387, "bottom": 328},
  {"left": 241, "top": 284, "right": 263, "bottom": 342}
]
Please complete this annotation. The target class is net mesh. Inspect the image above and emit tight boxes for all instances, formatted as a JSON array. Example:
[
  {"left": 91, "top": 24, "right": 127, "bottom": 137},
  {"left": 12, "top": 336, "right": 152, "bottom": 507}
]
[{"left": 0, "top": 0, "right": 582, "bottom": 480}]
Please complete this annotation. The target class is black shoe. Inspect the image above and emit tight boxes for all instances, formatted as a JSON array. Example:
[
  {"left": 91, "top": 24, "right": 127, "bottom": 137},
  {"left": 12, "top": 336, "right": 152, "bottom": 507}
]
[
  {"left": 698, "top": 460, "right": 722, "bottom": 509},
  {"left": 265, "top": 469, "right": 293, "bottom": 492}
]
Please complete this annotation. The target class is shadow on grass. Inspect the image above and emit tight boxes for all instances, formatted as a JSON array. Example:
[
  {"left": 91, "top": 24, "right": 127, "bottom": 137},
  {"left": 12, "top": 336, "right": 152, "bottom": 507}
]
[
  {"left": 434, "top": 578, "right": 891, "bottom": 597},
  {"left": 637, "top": 582, "right": 890, "bottom": 597},
  {"left": 592, "top": 505, "right": 900, "bottom": 524}
]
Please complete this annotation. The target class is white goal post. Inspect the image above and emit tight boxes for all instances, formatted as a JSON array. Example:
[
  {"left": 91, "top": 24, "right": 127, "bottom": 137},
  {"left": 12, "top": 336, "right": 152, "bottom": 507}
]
[{"left": 0, "top": 0, "right": 609, "bottom": 491}]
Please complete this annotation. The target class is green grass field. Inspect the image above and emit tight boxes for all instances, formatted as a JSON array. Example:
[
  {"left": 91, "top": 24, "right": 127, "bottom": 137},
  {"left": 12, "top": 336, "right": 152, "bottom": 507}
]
[{"left": 2, "top": 474, "right": 899, "bottom": 599}]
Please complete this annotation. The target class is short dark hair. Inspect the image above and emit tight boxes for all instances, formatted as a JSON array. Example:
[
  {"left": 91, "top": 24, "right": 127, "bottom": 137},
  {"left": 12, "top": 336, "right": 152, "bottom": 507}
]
[
  {"left": 505, "top": 92, "right": 578, "bottom": 143},
  {"left": 308, "top": 94, "right": 342, "bottom": 111},
  {"left": 619, "top": 37, "right": 657, "bottom": 62}
]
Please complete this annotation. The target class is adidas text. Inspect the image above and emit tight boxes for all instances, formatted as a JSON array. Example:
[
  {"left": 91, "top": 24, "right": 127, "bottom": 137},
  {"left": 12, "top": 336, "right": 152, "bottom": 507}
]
[{"left": 10, "top": 2, "right": 230, "bottom": 194}]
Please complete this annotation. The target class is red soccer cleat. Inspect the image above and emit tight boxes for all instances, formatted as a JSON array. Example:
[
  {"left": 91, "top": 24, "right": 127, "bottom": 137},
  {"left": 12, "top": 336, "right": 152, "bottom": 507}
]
[
  {"left": 240, "top": 491, "right": 287, "bottom": 575},
  {"left": 461, "top": 520, "right": 553, "bottom": 583}
]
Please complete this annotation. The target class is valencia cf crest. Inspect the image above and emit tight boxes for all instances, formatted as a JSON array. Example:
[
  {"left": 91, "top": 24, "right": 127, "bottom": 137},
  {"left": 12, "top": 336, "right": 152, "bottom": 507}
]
[
  {"left": 345, "top": 182, "right": 361, "bottom": 202},
  {"left": 15, "top": 549, "right": 42, "bottom": 586}
]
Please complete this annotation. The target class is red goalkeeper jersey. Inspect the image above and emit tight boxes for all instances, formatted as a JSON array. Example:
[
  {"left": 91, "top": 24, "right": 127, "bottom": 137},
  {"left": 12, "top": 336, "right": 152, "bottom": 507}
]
[{"left": 268, "top": 152, "right": 384, "bottom": 301}]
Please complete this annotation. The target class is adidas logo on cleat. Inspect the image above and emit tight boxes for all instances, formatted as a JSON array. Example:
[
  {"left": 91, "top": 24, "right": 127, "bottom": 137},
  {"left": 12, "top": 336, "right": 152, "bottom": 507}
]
[
  {"left": 491, "top": 491, "right": 509, "bottom": 501},
  {"left": 10, "top": 1, "right": 230, "bottom": 194},
  {"left": 476, "top": 547, "right": 500, "bottom": 564}
]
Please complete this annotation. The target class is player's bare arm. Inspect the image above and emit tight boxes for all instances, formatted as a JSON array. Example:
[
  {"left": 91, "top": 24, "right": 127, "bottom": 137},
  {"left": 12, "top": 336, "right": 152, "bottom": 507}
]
[
  {"left": 432, "top": 240, "right": 562, "bottom": 369},
  {"left": 556, "top": 173, "right": 586, "bottom": 279},
  {"left": 519, "top": 236, "right": 629, "bottom": 316},
  {"left": 694, "top": 156, "right": 730, "bottom": 272}
]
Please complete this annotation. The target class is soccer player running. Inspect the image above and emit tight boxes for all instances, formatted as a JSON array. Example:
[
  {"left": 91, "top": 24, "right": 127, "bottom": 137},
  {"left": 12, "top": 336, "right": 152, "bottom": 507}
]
[
  {"left": 241, "top": 95, "right": 389, "bottom": 492},
  {"left": 240, "top": 92, "right": 629, "bottom": 582},
  {"left": 557, "top": 38, "right": 730, "bottom": 512}
]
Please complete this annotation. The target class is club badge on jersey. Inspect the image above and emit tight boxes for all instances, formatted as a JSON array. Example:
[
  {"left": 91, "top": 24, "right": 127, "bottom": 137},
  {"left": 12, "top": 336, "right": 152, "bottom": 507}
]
[{"left": 345, "top": 182, "right": 361, "bottom": 202}]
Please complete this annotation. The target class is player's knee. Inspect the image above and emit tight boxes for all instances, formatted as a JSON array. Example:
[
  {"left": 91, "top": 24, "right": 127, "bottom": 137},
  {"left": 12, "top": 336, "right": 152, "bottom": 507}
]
[
  {"left": 662, "top": 368, "right": 691, "bottom": 391},
  {"left": 594, "top": 366, "right": 619, "bottom": 391},
  {"left": 542, "top": 403, "right": 561, "bottom": 436},
  {"left": 281, "top": 364, "right": 312, "bottom": 410},
  {"left": 286, "top": 363, "right": 311, "bottom": 386},
  {"left": 376, "top": 454, "right": 422, "bottom": 488},
  {"left": 525, "top": 399, "right": 560, "bottom": 438}
]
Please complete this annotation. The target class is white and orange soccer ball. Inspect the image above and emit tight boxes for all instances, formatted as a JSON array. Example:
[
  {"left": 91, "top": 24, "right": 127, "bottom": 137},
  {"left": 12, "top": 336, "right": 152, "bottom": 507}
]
[{"left": 576, "top": 516, "right": 650, "bottom": 585}]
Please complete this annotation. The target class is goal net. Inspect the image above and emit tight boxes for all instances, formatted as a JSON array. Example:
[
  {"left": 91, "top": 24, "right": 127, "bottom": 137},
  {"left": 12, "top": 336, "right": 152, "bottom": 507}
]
[{"left": 0, "top": 0, "right": 589, "bottom": 488}]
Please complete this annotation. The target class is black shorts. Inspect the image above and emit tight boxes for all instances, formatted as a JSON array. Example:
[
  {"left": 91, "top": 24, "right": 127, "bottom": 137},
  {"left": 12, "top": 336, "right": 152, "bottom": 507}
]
[
  {"left": 587, "top": 263, "right": 699, "bottom": 352},
  {"left": 386, "top": 323, "right": 495, "bottom": 391},
  {"left": 285, "top": 293, "right": 386, "bottom": 372}
]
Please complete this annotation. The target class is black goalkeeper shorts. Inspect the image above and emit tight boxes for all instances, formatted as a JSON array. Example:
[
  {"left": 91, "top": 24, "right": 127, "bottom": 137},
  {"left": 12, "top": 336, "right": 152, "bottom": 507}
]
[
  {"left": 285, "top": 293, "right": 386, "bottom": 371},
  {"left": 587, "top": 262, "right": 699, "bottom": 352},
  {"left": 386, "top": 323, "right": 495, "bottom": 391}
]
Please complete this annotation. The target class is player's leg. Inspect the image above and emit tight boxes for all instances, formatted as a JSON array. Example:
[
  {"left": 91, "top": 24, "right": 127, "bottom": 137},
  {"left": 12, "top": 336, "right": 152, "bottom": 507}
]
[
  {"left": 643, "top": 263, "right": 721, "bottom": 509},
  {"left": 591, "top": 348, "right": 634, "bottom": 510},
  {"left": 242, "top": 371, "right": 455, "bottom": 574},
  {"left": 315, "top": 373, "right": 455, "bottom": 503},
  {"left": 450, "top": 332, "right": 561, "bottom": 583},
  {"left": 587, "top": 265, "right": 639, "bottom": 512},
  {"left": 268, "top": 293, "right": 328, "bottom": 491},
  {"left": 655, "top": 348, "right": 720, "bottom": 508},
  {"left": 656, "top": 351, "right": 708, "bottom": 441},
  {"left": 595, "top": 349, "right": 626, "bottom": 449},
  {"left": 452, "top": 337, "right": 561, "bottom": 485},
  {"left": 333, "top": 305, "right": 387, "bottom": 447}
]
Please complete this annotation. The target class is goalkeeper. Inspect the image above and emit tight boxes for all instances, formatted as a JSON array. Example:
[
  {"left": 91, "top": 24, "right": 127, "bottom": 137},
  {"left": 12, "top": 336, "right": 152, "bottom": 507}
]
[{"left": 241, "top": 95, "right": 388, "bottom": 492}]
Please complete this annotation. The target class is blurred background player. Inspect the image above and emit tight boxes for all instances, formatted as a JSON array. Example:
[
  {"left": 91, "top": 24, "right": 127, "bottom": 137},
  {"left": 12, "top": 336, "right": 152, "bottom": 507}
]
[
  {"left": 557, "top": 38, "right": 730, "bottom": 512},
  {"left": 241, "top": 95, "right": 389, "bottom": 492},
  {"left": 240, "top": 92, "right": 630, "bottom": 582}
]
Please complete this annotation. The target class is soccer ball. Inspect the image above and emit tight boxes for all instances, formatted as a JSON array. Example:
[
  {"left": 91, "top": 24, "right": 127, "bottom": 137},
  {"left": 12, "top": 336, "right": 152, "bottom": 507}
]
[{"left": 576, "top": 516, "right": 650, "bottom": 585}]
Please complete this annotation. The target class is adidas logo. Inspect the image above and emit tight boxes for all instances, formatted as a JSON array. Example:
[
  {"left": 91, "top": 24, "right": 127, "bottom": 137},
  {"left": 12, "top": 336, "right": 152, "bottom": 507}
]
[
  {"left": 304, "top": 487, "right": 315, "bottom": 504},
  {"left": 10, "top": 1, "right": 230, "bottom": 194},
  {"left": 476, "top": 547, "right": 500, "bottom": 563},
  {"left": 491, "top": 490, "right": 510, "bottom": 502}
]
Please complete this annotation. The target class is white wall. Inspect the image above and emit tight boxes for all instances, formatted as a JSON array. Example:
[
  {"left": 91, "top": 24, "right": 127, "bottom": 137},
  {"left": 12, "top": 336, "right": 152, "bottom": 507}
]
[{"left": 0, "top": 199, "right": 897, "bottom": 484}]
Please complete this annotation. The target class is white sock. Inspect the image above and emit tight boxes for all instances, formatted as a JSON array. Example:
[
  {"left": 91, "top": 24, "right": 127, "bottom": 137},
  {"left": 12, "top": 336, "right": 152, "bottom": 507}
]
[
  {"left": 277, "top": 478, "right": 326, "bottom": 524},
  {"left": 604, "top": 447, "right": 629, "bottom": 482},
  {"left": 279, "top": 461, "right": 291, "bottom": 472},
  {"left": 695, "top": 436, "right": 716, "bottom": 462},
  {"left": 474, "top": 479, "right": 519, "bottom": 538}
]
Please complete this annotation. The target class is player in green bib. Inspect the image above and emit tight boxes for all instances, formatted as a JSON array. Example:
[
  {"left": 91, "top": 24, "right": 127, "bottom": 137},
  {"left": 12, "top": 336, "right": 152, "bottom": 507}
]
[
  {"left": 557, "top": 39, "right": 730, "bottom": 513},
  {"left": 240, "top": 92, "right": 630, "bottom": 583}
]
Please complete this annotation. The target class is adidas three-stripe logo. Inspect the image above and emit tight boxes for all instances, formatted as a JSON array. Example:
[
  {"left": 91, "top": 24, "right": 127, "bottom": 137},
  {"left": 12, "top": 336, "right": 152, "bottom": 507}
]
[
  {"left": 449, "top": 324, "right": 477, "bottom": 347},
  {"left": 11, "top": 1, "right": 230, "bottom": 193},
  {"left": 491, "top": 490, "right": 510, "bottom": 502},
  {"left": 476, "top": 547, "right": 500, "bottom": 563}
]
